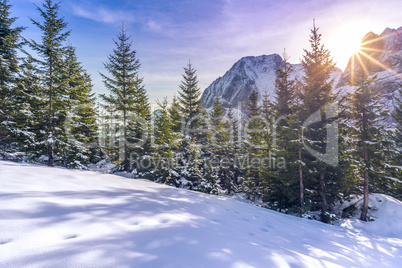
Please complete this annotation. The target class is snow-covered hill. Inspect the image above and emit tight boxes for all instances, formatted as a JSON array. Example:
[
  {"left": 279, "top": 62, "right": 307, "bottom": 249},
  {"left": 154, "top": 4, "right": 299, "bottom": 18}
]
[{"left": 1, "top": 161, "right": 401, "bottom": 267}]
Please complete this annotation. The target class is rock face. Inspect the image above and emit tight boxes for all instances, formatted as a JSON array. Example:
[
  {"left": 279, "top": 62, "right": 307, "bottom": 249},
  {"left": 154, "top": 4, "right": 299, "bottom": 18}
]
[
  {"left": 201, "top": 54, "right": 341, "bottom": 112},
  {"left": 336, "top": 27, "right": 402, "bottom": 120},
  {"left": 201, "top": 27, "right": 402, "bottom": 117},
  {"left": 201, "top": 54, "right": 283, "bottom": 110}
]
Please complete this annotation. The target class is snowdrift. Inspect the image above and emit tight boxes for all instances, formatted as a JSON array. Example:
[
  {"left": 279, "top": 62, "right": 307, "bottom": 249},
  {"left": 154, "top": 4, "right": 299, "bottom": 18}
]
[
  {"left": 0, "top": 161, "right": 401, "bottom": 267},
  {"left": 338, "top": 194, "right": 402, "bottom": 238}
]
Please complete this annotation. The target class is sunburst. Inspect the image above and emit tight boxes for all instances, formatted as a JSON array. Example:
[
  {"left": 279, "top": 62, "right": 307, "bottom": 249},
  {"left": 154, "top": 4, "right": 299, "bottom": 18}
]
[{"left": 349, "top": 30, "right": 402, "bottom": 85}]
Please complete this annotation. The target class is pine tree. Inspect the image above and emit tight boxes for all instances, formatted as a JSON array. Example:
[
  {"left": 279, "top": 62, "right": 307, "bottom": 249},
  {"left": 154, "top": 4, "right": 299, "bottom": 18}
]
[
  {"left": 226, "top": 104, "right": 243, "bottom": 194},
  {"left": 14, "top": 57, "right": 45, "bottom": 158},
  {"left": 293, "top": 81, "right": 306, "bottom": 214},
  {"left": 63, "top": 45, "right": 98, "bottom": 167},
  {"left": 0, "top": 0, "right": 24, "bottom": 151},
  {"left": 177, "top": 61, "right": 202, "bottom": 140},
  {"left": 27, "top": 0, "right": 71, "bottom": 166},
  {"left": 243, "top": 90, "right": 266, "bottom": 200},
  {"left": 348, "top": 73, "right": 391, "bottom": 221},
  {"left": 301, "top": 21, "right": 335, "bottom": 114},
  {"left": 245, "top": 90, "right": 265, "bottom": 149},
  {"left": 300, "top": 20, "right": 337, "bottom": 221},
  {"left": 152, "top": 97, "right": 181, "bottom": 179},
  {"left": 208, "top": 97, "right": 232, "bottom": 192},
  {"left": 98, "top": 102, "right": 119, "bottom": 162},
  {"left": 273, "top": 52, "right": 295, "bottom": 117},
  {"left": 154, "top": 98, "right": 179, "bottom": 154},
  {"left": 169, "top": 95, "right": 183, "bottom": 134},
  {"left": 394, "top": 84, "right": 402, "bottom": 131},
  {"left": 209, "top": 97, "right": 229, "bottom": 148},
  {"left": 261, "top": 51, "right": 301, "bottom": 211},
  {"left": 393, "top": 84, "right": 402, "bottom": 190},
  {"left": 100, "top": 25, "right": 150, "bottom": 170},
  {"left": 178, "top": 61, "right": 201, "bottom": 119},
  {"left": 227, "top": 104, "right": 240, "bottom": 150}
]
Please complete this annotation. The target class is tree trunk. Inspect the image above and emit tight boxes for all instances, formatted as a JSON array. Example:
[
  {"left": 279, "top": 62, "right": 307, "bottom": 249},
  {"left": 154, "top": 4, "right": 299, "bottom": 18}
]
[
  {"left": 361, "top": 146, "right": 369, "bottom": 221},
  {"left": 319, "top": 170, "right": 328, "bottom": 222},
  {"left": 48, "top": 59, "right": 54, "bottom": 167},
  {"left": 123, "top": 109, "right": 128, "bottom": 167},
  {"left": 299, "top": 148, "right": 305, "bottom": 215}
]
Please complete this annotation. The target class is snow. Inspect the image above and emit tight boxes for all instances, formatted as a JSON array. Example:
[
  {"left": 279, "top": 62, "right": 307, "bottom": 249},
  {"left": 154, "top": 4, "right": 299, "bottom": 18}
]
[
  {"left": 337, "top": 194, "right": 402, "bottom": 238},
  {"left": 201, "top": 54, "right": 343, "bottom": 112},
  {"left": 1, "top": 160, "right": 402, "bottom": 267}
]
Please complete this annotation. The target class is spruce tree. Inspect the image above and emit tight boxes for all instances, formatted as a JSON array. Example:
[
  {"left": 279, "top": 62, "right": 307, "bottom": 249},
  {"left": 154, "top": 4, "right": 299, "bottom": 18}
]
[
  {"left": 152, "top": 98, "right": 180, "bottom": 179},
  {"left": 154, "top": 98, "right": 179, "bottom": 154},
  {"left": 393, "top": 84, "right": 402, "bottom": 191},
  {"left": 261, "top": 52, "right": 301, "bottom": 211},
  {"left": 226, "top": 104, "right": 242, "bottom": 194},
  {"left": 63, "top": 45, "right": 98, "bottom": 166},
  {"left": 14, "top": 57, "right": 45, "bottom": 158},
  {"left": 245, "top": 90, "right": 265, "bottom": 148},
  {"left": 177, "top": 61, "right": 202, "bottom": 140},
  {"left": 348, "top": 73, "right": 392, "bottom": 221},
  {"left": 209, "top": 97, "right": 229, "bottom": 149},
  {"left": 394, "top": 84, "right": 402, "bottom": 131},
  {"left": 275, "top": 57, "right": 294, "bottom": 114},
  {"left": 300, "top": 20, "right": 337, "bottom": 221},
  {"left": 169, "top": 95, "right": 183, "bottom": 134},
  {"left": 100, "top": 25, "right": 150, "bottom": 170},
  {"left": 293, "top": 81, "right": 306, "bottom": 214},
  {"left": 0, "top": 0, "right": 24, "bottom": 151},
  {"left": 178, "top": 61, "right": 201, "bottom": 118},
  {"left": 27, "top": 0, "right": 71, "bottom": 166},
  {"left": 244, "top": 90, "right": 266, "bottom": 200},
  {"left": 227, "top": 104, "right": 240, "bottom": 150},
  {"left": 98, "top": 102, "right": 119, "bottom": 162},
  {"left": 209, "top": 97, "right": 232, "bottom": 192}
]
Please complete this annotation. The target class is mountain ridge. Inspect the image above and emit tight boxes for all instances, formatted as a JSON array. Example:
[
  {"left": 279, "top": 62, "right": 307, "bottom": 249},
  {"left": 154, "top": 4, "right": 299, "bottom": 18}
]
[{"left": 201, "top": 27, "right": 402, "bottom": 116}]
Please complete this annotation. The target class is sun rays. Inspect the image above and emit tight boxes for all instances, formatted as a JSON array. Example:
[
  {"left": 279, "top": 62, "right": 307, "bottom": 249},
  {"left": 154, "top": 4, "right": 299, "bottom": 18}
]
[{"left": 348, "top": 30, "right": 402, "bottom": 85}]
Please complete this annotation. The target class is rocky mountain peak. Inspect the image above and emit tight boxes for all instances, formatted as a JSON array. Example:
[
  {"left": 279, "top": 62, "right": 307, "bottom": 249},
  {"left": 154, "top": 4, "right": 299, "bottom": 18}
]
[{"left": 201, "top": 54, "right": 283, "bottom": 110}]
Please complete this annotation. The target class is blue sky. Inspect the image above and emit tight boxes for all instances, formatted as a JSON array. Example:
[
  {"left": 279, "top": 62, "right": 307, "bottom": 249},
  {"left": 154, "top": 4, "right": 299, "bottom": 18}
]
[{"left": 10, "top": 0, "right": 402, "bottom": 105}]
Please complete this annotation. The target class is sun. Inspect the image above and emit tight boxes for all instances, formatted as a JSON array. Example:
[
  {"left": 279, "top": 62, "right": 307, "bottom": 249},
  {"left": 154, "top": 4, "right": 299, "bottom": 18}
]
[
  {"left": 331, "top": 23, "right": 401, "bottom": 85},
  {"left": 327, "top": 23, "right": 365, "bottom": 71}
]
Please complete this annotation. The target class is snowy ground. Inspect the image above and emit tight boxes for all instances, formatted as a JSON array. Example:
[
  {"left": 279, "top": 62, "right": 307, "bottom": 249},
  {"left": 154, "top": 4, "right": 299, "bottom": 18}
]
[{"left": 0, "top": 161, "right": 401, "bottom": 267}]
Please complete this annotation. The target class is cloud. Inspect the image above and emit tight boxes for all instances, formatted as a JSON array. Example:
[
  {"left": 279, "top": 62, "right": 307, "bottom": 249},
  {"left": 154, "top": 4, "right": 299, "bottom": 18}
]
[
  {"left": 147, "top": 20, "right": 163, "bottom": 32},
  {"left": 72, "top": 5, "right": 135, "bottom": 24}
]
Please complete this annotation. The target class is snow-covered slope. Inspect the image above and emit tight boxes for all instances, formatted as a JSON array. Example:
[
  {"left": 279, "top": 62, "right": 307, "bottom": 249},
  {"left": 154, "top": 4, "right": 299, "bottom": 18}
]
[
  {"left": 1, "top": 161, "right": 401, "bottom": 267},
  {"left": 337, "top": 194, "right": 402, "bottom": 238}
]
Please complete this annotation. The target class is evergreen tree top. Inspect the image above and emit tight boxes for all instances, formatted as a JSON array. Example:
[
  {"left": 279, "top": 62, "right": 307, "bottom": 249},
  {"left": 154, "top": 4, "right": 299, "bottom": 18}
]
[
  {"left": 246, "top": 90, "right": 260, "bottom": 117},
  {"left": 210, "top": 97, "right": 225, "bottom": 125},
  {"left": 273, "top": 50, "right": 295, "bottom": 117},
  {"left": 29, "top": 0, "right": 70, "bottom": 57},
  {"left": 0, "top": 0, "right": 24, "bottom": 86},
  {"left": 0, "top": 0, "right": 25, "bottom": 42},
  {"left": 100, "top": 24, "right": 150, "bottom": 118},
  {"left": 178, "top": 61, "right": 202, "bottom": 119},
  {"left": 300, "top": 20, "right": 336, "bottom": 113}
]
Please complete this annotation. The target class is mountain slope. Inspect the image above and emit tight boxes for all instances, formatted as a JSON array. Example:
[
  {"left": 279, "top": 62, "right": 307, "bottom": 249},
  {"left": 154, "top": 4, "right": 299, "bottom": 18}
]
[
  {"left": 1, "top": 161, "right": 401, "bottom": 268},
  {"left": 201, "top": 54, "right": 283, "bottom": 109},
  {"left": 336, "top": 26, "right": 402, "bottom": 120},
  {"left": 201, "top": 54, "right": 342, "bottom": 111},
  {"left": 202, "top": 27, "right": 402, "bottom": 117}
]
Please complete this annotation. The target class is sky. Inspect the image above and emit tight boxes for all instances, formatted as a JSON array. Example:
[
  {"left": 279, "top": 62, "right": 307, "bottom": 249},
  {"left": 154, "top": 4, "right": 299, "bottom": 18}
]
[{"left": 9, "top": 0, "right": 402, "bottom": 106}]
